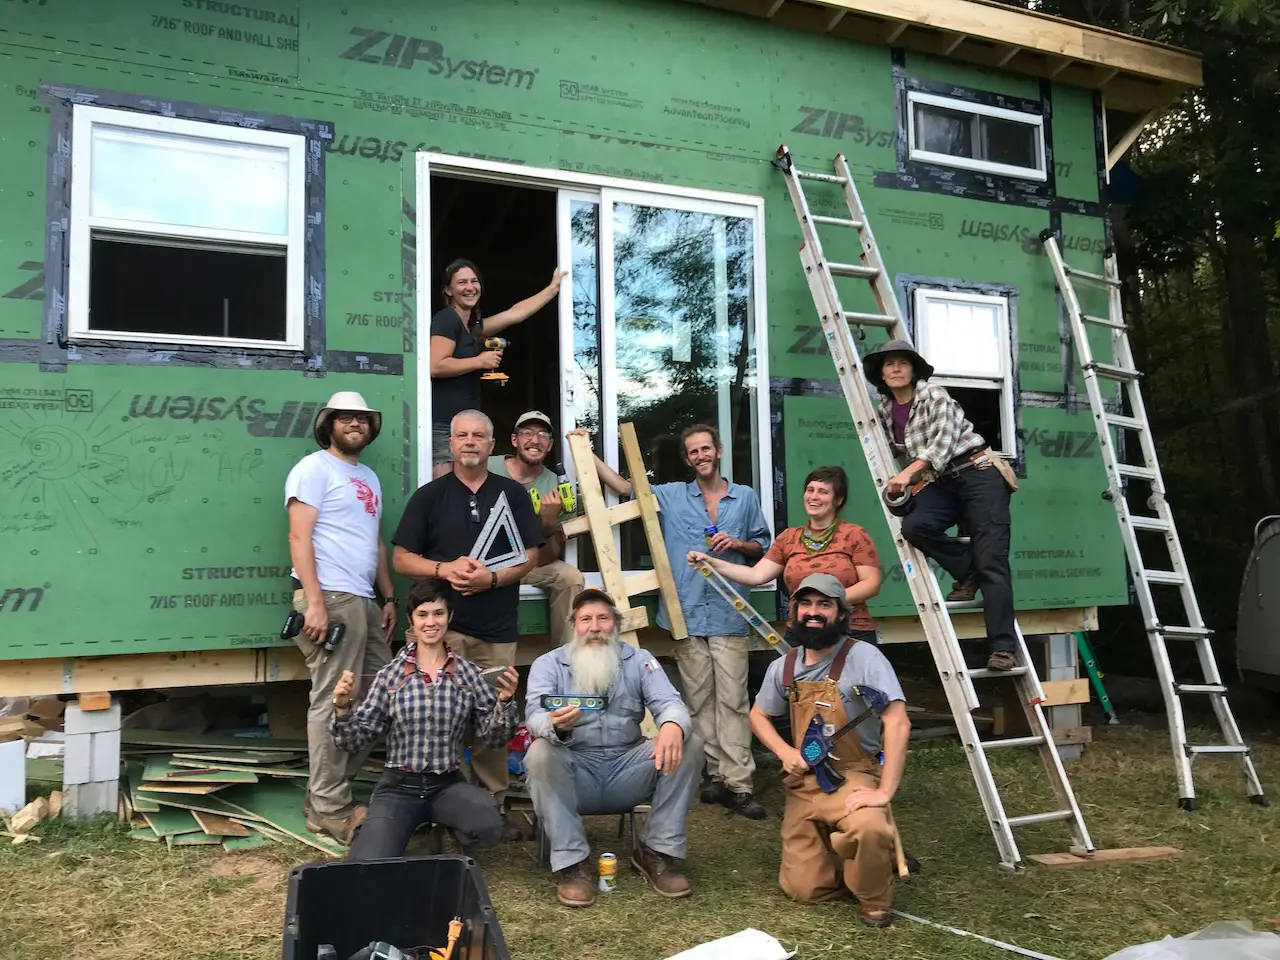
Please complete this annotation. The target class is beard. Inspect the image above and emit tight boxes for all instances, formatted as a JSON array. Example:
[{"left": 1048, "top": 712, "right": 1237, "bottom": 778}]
[
  {"left": 784, "top": 615, "right": 848, "bottom": 651},
  {"left": 567, "top": 630, "right": 622, "bottom": 696},
  {"left": 332, "top": 430, "right": 371, "bottom": 456}
]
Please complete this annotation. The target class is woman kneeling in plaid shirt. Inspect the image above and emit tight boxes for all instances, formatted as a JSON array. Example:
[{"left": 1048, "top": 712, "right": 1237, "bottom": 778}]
[{"left": 332, "top": 578, "right": 519, "bottom": 859}]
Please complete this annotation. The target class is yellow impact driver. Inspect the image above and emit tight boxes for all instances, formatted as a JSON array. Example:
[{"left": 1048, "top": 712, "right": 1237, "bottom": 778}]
[{"left": 482, "top": 337, "right": 509, "bottom": 386}]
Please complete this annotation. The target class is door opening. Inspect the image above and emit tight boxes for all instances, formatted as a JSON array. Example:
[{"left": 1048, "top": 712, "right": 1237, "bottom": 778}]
[{"left": 427, "top": 175, "right": 561, "bottom": 465}]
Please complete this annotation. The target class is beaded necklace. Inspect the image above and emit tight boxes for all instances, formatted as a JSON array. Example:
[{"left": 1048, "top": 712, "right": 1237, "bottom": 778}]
[{"left": 801, "top": 521, "right": 838, "bottom": 555}]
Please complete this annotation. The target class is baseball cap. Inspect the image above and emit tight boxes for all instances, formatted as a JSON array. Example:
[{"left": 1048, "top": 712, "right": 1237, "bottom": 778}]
[
  {"left": 571, "top": 587, "right": 619, "bottom": 615},
  {"left": 793, "top": 573, "right": 851, "bottom": 611},
  {"left": 514, "top": 410, "right": 554, "bottom": 433}
]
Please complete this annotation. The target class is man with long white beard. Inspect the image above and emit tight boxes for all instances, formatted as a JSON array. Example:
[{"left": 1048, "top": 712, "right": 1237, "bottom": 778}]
[
  {"left": 525, "top": 589, "right": 702, "bottom": 908},
  {"left": 749, "top": 574, "right": 911, "bottom": 928}
]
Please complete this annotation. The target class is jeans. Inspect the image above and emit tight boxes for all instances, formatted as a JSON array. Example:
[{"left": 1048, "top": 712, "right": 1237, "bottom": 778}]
[
  {"left": 347, "top": 770, "right": 503, "bottom": 861},
  {"left": 899, "top": 466, "right": 1015, "bottom": 653},
  {"left": 525, "top": 735, "right": 703, "bottom": 872}
]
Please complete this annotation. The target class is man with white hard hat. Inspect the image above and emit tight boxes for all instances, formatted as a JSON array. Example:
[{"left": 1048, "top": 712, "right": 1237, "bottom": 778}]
[{"left": 284, "top": 390, "right": 396, "bottom": 843}]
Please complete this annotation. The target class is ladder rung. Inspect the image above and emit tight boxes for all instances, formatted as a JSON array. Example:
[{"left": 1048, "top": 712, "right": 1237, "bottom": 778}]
[
  {"left": 980, "top": 735, "right": 1045, "bottom": 750},
  {"left": 1087, "top": 362, "right": 1141, "bottom": 382},
  {"left": 1128, "top": 515, "right": 1171, "bottom": 533},
  {"left": 1064, "top": 265, "right": 1121, "bottom": 287},
  {"left": 1144, "top": 570, "right": 1187, "bottom": 586},
  {"left": 1007, "top": 810, "right": 1075, "bottom": 828},
  {"left": 1104, "top": 413, "right": 1145, "bottom": 431},
  {"left": 945, "top": 599, "right": 983, "bottom": 610},
  {"left": 968, "top": 666, "right": 1030, "bottom": 680},
  {"left": 1175, "top": 684, "right": 1228, "bottom": 695},
  {"left": 843, "top": 311, "right": 896, "bottom": 328},
  {"left": 1117, "top": 464, "right": 1158, "bottom": 481},
  {"left": 1082, "top": 312, "right": 1127, "bottom": 330},
  {"left": 1158, "top": 625, "right": 1214, "bottom": 640},
  {"left": 1187, "top": 745, "right": 1250, "bottom": 755},
  {"left": 811, "top": 214, "right": 863, "bottom": 229},
  {"left": 797, "top": 170, "right": 848, "bottom": 184},
  {"left": 828, "top": 261, "right": 880, "bottom": 279}
]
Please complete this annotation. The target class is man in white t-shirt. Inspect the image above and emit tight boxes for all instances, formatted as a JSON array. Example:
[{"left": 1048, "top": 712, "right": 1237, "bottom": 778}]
[{"left": 285, "top": 390, "right": 396, "bottom": 843}]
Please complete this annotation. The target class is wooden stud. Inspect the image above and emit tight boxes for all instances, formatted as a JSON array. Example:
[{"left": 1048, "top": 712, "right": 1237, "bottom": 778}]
[
  {"left": 620, "top": 422, "right": 689, "bottom": 641},
  {"left": 942, "top": 34, "right": 966, "bottom": 56},
  {"left": 1106, "top": 105, "right": 1160, "bottom": 170},
  {"left": 1041, "top": 678, "right": 1090, "bottom": 706},
  {"left": 1051, "top": 726, "right": 1093, "bottom": 746},
  {"left": 1029, "top": 846, "right": 1180, "bottom": 868},
  {"left": 77, "top": 692, "right": 112, "bottom": 712},
  {"left": 567, "top": 431, "right": 632, "bottom": 612},
  {"left": 996, "top": 44, "right": 1022, "bottom": 67},
  {"left": 562, "top": 499, "right": 646, "bottom": 538}
]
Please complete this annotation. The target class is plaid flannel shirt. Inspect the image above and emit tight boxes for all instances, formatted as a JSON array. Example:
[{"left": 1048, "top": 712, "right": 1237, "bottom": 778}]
[
  {"left": 878, "top": 381, "right": 985, "bottom": 474},
  {"left": 331, "top": 643, "right": 516, "bottom": 774}
]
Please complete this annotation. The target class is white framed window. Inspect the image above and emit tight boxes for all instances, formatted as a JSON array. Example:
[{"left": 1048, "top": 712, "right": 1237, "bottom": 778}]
[
  {"left": 907, "top": 91, "right": 1046, "bottom": 182},
  {"left": 68, "top": 105, "right": 307, "bottom": 349},
  {"left": 914, "top": 288, "right": 1016, "bottom": 457}
]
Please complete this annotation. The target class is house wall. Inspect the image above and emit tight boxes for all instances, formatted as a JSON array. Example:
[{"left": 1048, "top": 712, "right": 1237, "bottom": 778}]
[{"left": 0, "top": 0, "right": 1126, "bottom": 661}]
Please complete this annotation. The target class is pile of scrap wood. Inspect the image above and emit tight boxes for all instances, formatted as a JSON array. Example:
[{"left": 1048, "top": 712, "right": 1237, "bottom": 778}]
[
  {"left": 1, "top": 791, "right": 62, "bottom": 844},
  {"left": 119, "top": 729, "right": 375, "bottom": 857}
]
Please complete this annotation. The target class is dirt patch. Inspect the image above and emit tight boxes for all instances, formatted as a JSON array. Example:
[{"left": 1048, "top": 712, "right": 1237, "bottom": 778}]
[{"left": 209, "top": 854, "right": 283, "bottom": 889}]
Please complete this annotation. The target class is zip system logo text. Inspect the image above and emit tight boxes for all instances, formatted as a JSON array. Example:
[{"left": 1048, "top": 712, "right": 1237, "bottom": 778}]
[
  {"left": 340, "top": 28, "right": 538, "bottom": 90},
  {"left": 126, "top": 395, "right": 321, "bottom": 439}
]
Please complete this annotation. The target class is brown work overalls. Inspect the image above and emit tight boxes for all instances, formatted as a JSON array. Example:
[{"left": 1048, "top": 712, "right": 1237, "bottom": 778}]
[{"left": 778, "top": 639, "right": 896, "bottom": 910}]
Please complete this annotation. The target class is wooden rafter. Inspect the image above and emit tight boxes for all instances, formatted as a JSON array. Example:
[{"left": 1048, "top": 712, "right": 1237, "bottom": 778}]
[{"left": 681, "top": 0, "right": 1201, "bottom": 113}]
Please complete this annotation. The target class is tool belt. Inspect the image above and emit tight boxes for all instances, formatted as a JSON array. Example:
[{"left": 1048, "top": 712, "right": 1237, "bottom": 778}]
[{"left": 882, "top": 446, "right": 1018, "bottom": 517}]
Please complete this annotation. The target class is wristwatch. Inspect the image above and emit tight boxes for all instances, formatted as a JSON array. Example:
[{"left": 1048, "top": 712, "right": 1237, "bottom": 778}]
[{"left": 382, "top": 596, "right": 397, "bottom": 606}]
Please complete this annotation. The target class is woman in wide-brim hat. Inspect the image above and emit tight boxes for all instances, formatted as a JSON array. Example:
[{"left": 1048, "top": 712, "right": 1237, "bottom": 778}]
[{"left": 863, "top": 339, "right": 1020, "bottom": 673}]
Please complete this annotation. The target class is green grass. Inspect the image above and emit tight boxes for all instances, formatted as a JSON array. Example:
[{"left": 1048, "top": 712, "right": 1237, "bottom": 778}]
[{"left": 1, "top": 718, "right": 1277, "bottom": 960}]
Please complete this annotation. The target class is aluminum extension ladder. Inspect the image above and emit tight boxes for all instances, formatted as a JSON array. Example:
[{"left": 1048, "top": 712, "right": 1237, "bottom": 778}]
[
  {"left": 773, "top": 145, "right": 1094, "bottom": 869},
  {"left": 1039, "top": 232, "right": 1268, "bottom": 810}
]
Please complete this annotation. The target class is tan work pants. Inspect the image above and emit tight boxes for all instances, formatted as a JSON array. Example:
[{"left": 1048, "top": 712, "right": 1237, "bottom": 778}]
[
  {"left": 778, "top": 768, "right": 896, "bottom": 910},
  {"left": 292, "top": 590, "right": 392, "bottom": 818},
  {"left": 672, "top": 634, "right": 755, "bottom": 795},
  {"left": 447, "top": 629, "right": 518, "bottom": 804},
  {"left": 521, "top": 559, "right": 584, "bottom": 646}
]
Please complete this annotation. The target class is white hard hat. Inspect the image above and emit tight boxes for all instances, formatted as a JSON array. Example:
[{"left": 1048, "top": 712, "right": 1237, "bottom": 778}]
[{"left": 314, "top": 391, "right": 382, "bottom": 447}]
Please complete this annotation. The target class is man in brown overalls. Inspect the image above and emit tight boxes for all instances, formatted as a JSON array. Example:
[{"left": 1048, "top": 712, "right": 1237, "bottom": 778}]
[{"left": 750, "top": 573, "right": 911, "bottom": 927}]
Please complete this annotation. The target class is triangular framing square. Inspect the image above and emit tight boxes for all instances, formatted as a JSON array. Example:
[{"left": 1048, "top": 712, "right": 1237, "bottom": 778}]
[{"left": 468, "top": 490, "right": 527, "bottom": 571}]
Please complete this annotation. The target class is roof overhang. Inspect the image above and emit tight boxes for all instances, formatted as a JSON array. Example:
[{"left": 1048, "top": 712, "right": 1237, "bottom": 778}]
[{"left": 682, "top": 0, "right": 1202, "bottom": 167}]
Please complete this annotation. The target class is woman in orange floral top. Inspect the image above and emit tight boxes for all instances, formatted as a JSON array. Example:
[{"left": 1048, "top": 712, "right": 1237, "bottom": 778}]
[{"left": 688, "top": 466, "right": 883, "bottom": 643}]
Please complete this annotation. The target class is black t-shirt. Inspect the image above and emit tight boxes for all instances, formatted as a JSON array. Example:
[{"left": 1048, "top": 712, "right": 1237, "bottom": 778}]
[
  {"left": 392, "top": 472, "right": 545, "bottom": 643},
  {"left": 430, "top": 308, "right": 482, "bottom": 424}
]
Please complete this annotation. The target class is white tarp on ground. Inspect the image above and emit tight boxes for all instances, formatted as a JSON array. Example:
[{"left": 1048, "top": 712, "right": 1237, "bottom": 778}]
[
  {"left": 1105, "top": 922, "right": 1280, "bottom": 960},
  {"left": 662, "top": 929, "right": 795, "bottom": 960}
]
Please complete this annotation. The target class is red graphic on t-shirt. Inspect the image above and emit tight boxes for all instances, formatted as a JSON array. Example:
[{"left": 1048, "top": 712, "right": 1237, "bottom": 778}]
[{"left": 348, "top": 476, "right": 380, "bottom": 518}]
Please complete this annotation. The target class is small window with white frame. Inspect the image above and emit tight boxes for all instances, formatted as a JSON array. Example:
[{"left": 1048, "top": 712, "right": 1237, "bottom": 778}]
[
  {"left": 907, "top": 91, "right": 1046, "bottom": 182},
  {"left": 68, "top": 105, "right": 307, "bottom": 349},
  {"left": 913, "top": 288, "right": 1016, "bottom": 457}
]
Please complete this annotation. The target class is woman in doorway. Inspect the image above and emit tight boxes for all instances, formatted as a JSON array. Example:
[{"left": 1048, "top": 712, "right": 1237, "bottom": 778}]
[
  {"left": 688, "top": 466, "right": 883, "bottom": 643},
  {"left": 429, "top": 259, "right": 566, "bottom": 476}
]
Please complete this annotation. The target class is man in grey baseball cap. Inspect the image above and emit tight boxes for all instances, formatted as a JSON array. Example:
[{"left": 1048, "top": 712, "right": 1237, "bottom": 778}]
[
  {"left": 749, "top": 572, "right": 911, "bottom": 926},
  {"left": 488, "top": 410, "right": 585, "bottom": 645}
]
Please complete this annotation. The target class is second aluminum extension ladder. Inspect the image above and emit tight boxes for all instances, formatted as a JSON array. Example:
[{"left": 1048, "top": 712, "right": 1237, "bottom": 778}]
[
  {"left": 773, "top": 145, "right": 1094, "bottom": 869},
  {"left": 1040, "top": 231, "right": 1267, "bottom": 810}
]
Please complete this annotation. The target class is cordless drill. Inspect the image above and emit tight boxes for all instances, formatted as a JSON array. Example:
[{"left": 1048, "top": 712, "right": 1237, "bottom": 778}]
[{"left": 482, "top": 337, "right": 509, "bottom": 385}]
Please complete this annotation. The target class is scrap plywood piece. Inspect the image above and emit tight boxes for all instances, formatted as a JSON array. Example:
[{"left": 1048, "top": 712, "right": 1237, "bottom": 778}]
[
  {"left": 223, "top": 830, "right": 271, "bottom": 852},
  {"left": 77, "top": 692, "right": 112, "bottom": 711},
  {"left": 142, "top": 756, "right": 258, "bottom": 784},
  {"left": 126, "top": 763, "right": 160, "bottom": 814},
  {"left": 122, "top": 730, "right": 308, "bottom": 753},
  {"left": 134, "top": 789, "right": 267, "bottom": 823},
  {"left": 172, "top": 751, "right": 305, "bottom": 766},
  {"left": 1029, "top": 846, "right": 1181, "bottom": 868},
  {"left": 170, "top": 759, "right": 306, "bottom": 778},
  {"left": 129, "top": 826, "right": 162, "bottom": 842},
  {"left": 217, "top": 781, "right": 345, "bottom": 858},
  {"left": 140, "top": 782, "right": 232, "bottom": 796},
  {"left": 169, "top": 831, "right": 222, "bottom": 847},
  {"left": 192, "top": 812, "right": 251, "bottom": 838},
  {"left": 142, "top": 807, "right": 202, "bottom": 837}
]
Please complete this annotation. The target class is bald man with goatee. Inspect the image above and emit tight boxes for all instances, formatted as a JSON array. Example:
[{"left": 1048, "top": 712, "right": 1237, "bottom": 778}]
[{"left": 524, "top": 589, "right": 701, "bottom": 908}]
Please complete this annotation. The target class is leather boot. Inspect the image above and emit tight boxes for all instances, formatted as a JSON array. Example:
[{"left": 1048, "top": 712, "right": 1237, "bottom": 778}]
[
  {"left": 631, "top": 843, "right": 692, "bottom": 899},
  {"left": 555, "top": 859, "right": 597, "bottom": 908},
  {"left": 946, "top": 572, "right": 981, "bottom": 603}
]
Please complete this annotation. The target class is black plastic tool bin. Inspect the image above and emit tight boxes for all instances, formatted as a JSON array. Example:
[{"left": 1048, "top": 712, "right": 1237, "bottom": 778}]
[{"left": 281, "top": 855, "right": 511, "bottom": 960}]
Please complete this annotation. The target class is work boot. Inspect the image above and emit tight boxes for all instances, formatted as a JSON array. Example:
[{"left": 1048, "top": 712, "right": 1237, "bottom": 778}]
[
  {"left": 631, "top": 843, "right": 692, "bottom": 899},
  {"left": 699, "top": 778, "right": 731, "bottom": 806},
  {"left": 555, "top": 859, "right": 597, "bottom": 908},
  {"left": 946, "top": 572, "right": 981, "bottom": 603},
  {"left": 730, "top": 792, "right": 767, "bottom": 821},
  {"left": 987, "top": 650, "right": 1018, "bottom": 672},
  {"left": 500, "top": 814, "right": 523, "bottom": 843},
  {"left": 859, "top": 905, "right": 893, "bottom": 928},
  {"left": 308, "top": 804, "right": 367, "bottom": 844}
]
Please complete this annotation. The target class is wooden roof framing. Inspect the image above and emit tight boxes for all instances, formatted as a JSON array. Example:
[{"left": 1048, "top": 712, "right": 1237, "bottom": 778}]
[{"left": 682, "top": 0, "right": 1202, "bottom": 166}]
